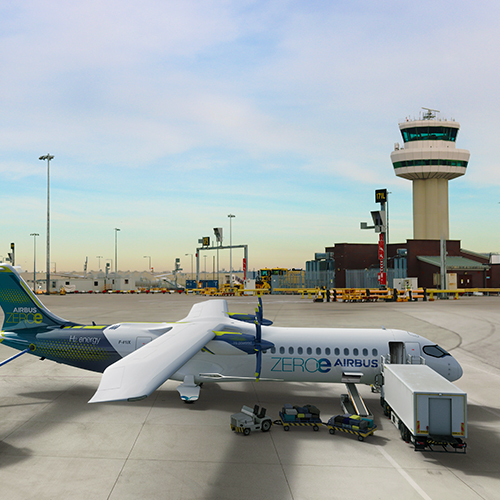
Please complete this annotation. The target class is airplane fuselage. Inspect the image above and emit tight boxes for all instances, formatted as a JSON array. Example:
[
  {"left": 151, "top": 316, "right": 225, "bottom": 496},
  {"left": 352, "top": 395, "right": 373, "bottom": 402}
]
[
  {"left": 1, "top": 319, "right": 462, "bottom": 385},
  {"left": 0, "top": 264, "right": 464, "bottom": 403}
]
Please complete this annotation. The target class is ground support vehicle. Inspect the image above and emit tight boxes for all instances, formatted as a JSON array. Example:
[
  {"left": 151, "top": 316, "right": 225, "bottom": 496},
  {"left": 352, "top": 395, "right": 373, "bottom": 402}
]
[
  {"left": 381, "top": 363, "right": 467, "bottom": 452},
  {"left": 230, "top": 405, "right": 273, "bottom": 436},
  {"left": 326, "top": 414, "right": 377, "bottom": 441},
  {"left": 278, "top": 404, "right": 322, "bottom": 431}
]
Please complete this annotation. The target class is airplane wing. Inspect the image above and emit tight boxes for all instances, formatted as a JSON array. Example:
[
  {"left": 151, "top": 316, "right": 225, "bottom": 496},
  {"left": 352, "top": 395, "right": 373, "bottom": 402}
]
[
  {"left": 88, "top": 322, "right": 215, "bottom": 403},
  {"left": 89, "top": 300, "right": 228, "bottom": 403}
]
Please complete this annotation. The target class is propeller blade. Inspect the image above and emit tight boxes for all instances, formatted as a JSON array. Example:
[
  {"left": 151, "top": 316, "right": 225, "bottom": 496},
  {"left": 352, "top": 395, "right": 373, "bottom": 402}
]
[
  {"left": 254, "top": 295, "right": 264, "bottom": 381},
  {"left": 255, "top": 349, "right": 262, "bottom": 381},
  {"left": 257, "top": 296, "right": 263, "bottom": 324}
]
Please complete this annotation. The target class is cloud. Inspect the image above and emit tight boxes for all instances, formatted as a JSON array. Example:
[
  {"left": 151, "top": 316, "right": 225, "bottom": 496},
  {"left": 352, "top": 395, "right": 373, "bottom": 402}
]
[{"left": 2, "top": 1, "right": 500, "bottom": 269}]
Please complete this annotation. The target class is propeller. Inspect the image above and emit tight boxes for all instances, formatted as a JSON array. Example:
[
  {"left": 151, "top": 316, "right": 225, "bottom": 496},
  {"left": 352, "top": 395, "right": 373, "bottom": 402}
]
[{"left": 254, "top": 296, "right": 264, "bottom": 381}]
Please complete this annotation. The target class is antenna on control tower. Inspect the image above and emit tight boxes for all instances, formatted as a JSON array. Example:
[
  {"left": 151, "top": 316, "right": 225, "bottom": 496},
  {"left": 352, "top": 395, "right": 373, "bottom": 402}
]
[{"left": 421, "top": 107, "right": 440, "bottom": 120}]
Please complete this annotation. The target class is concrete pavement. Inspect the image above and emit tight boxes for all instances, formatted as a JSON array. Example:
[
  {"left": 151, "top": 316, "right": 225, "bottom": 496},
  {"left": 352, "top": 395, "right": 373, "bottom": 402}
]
[{"left": 1, "top": 294, "right": 499, "bottom": 500}]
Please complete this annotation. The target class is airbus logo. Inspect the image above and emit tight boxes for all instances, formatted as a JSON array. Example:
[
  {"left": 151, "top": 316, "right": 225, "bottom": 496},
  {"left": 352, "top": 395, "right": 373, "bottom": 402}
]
[
  {"left": 13, "top": 307, "right": 37, "bottom": 314},
  {"left": 270, "top": 357, "right": 379, "bottom": 373},
  {"left": 271, "top": 357, "right": 332, "bottom": 373}
]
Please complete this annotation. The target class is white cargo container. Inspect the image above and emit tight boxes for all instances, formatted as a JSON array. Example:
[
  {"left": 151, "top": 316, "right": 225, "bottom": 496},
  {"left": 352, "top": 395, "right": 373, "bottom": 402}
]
[{"left": 381, "top": 363, "right": 467, "bottom": 452}]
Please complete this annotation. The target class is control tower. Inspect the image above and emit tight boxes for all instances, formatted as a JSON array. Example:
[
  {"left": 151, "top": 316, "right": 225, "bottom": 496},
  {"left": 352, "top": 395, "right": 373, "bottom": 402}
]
[{"left": 391, "top": 108, "right": 470, "bottom": 240}]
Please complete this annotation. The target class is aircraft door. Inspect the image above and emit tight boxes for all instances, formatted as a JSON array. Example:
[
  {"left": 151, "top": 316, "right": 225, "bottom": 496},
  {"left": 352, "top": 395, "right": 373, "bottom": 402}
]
[
  {"left": 405, "top": 342, "right": 421, "bottom": 364},
  {"left": 389, "top": 342, "right": 404, "bottom": 364},
  {"left": 136, "top": 336, "right": 152, "bottom": 349}
]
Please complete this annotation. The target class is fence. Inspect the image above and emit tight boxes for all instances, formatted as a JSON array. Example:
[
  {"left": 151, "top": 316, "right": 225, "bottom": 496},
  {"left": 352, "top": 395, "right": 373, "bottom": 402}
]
[{"left": 345, "top": 268, "right": 407, "bottom": 289}]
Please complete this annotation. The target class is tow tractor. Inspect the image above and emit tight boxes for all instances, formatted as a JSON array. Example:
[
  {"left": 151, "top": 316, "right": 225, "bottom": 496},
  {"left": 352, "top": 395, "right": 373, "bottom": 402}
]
[{"left": 230, "top": 405, "right": 273, "bottom": 435}]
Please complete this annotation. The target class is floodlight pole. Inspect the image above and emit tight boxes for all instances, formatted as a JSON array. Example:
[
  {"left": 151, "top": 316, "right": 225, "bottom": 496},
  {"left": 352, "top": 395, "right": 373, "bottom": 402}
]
[
  {"left": 185, "top": 253, "right": 193, "bottom": 280},
  {"left": 228, "top": 214, "right": 235, "bottom": 285},
  {"left": 39, "top": 154, "right": 53, "bottom": 295},
  {"left": 30, "top": 233, "right": 39, "bottom": 291},
  {"left": 114, "top": 228, "right": 120, "bottom": 274}
]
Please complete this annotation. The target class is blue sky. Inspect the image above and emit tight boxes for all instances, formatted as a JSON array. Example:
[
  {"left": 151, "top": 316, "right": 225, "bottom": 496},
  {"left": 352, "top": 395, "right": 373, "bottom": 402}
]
[{"left": 1, "top": 0, "right": 499, "bottom": 273}]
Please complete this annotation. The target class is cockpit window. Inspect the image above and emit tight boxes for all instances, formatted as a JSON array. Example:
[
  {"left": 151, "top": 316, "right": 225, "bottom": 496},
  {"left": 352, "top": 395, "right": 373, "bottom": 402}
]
[{"left": 423, "top": 345, "right": 449, "bottom": 358}]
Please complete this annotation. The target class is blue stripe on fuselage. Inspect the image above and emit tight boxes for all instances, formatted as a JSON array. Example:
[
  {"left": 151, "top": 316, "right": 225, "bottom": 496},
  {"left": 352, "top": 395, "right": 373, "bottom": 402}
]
[{"left": 19, "top": 326, "right": 121, "bottom": 372}]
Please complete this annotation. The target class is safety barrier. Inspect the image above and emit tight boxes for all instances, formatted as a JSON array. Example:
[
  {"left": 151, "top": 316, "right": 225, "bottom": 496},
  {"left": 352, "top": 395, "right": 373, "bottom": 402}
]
[
  {"left": 299, "top": 288, "right": 428, "bottom": 302},
  {"left": 426, "top": 288, "right": 500, "bottom": 300}
]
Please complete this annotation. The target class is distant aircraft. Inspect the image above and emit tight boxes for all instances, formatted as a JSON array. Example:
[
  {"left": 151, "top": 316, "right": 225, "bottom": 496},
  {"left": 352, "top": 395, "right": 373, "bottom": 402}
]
[{"left": 0, "top": 264, "right": 462, "bottom": 405}]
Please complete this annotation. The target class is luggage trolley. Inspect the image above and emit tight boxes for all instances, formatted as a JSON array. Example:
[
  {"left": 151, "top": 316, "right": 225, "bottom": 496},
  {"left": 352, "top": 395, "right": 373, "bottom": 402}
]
[
  {"left": 326, "top": 414, "right": 377, "bottom": 441},
  {"left": 278, "top": 404, "right": 323, "bottom": 431}
]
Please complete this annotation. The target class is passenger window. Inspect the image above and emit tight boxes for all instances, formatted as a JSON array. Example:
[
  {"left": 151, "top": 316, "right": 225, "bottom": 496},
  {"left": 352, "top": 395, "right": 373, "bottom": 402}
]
[
  {"left": 325, "top": 347, "right": 331, "bottom": 356},
  {"left": 353, "top": 348, "right": 359, "bottom": 356},
  {"left": 344, "top": 348, "right": 349, "bottom": 356},
  {"left": 298, "top": 347, "right": 303, "bottom": 355},
  {"left": 271, "top": 347, "right": 276, "bottom": 354},
  {"left": 289, "top": 347, "right": 294, "bottom": 355},
  {"left": 307, "top": 347, "right": 312, "bottom": 355},
  {"left": 279, "top": 347, "right": 285, "bottom": 354},
  {"left": 334, "top": 347, "right": 340, "bottom": 356},
  {"left": 362, "top": 348, "right": 368, "bottom": 356},
  {"left": 372, "top": 348, "right": 378, "bottom": 356},
  {"left": 316, "top": 347, "right": 321, "bottom": 355}
]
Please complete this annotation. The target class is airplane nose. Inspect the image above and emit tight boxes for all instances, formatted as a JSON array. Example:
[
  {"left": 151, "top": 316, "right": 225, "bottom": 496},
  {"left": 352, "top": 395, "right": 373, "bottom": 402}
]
[{"left": 451, "top": 358, "right": 463, "bottom": 382}]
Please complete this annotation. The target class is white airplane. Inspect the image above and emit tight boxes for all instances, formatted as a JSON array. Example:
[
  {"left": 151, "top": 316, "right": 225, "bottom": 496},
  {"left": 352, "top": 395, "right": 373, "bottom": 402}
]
[{"left": 0, "top": 263, "right": 462, "bottom": 405}]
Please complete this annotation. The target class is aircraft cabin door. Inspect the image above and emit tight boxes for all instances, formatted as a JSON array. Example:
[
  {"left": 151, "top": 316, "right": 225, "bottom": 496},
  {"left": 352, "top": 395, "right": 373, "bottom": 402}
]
[
  {"left": 136, "top": 336, "right": 152, "bottom": 349},
  {"left": 389, "top": 342, "right": 404, "bottom": 364},
  {"left": 405, "top": 342, "right": 421, "bottom": 364}
]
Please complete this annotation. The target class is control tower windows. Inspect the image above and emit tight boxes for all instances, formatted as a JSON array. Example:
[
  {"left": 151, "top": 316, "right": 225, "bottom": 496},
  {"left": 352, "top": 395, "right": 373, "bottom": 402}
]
[
  {"left": 401, "top": 126, "right": 458, "bottom": 143},
  {"left": 393, "top": 159, "right": 468, "bottom": 169}
]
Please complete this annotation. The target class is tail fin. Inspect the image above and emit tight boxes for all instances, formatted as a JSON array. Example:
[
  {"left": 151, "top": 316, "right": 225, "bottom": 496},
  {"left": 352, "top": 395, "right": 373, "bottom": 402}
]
[{"left": 0, "top": 263, "right": 77, "bottom": 331}]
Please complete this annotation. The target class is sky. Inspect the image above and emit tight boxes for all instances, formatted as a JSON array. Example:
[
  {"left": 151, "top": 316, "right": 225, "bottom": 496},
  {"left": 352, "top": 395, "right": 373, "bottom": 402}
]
[{"left": 1, "top": 0, "right": 500, "bottom": 274}]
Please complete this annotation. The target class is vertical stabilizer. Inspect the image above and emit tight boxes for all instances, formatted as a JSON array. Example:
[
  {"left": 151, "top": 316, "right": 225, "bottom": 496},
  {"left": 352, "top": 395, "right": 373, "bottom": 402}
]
[{"left": 0, "top": 264, "right": 77, "bottom": 331}]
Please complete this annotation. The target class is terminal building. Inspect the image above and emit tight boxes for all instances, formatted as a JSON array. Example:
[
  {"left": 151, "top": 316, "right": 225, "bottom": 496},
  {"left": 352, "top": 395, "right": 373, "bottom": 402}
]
[{"left": 309, "top": 109, "right": 500, "bottom": 290}]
